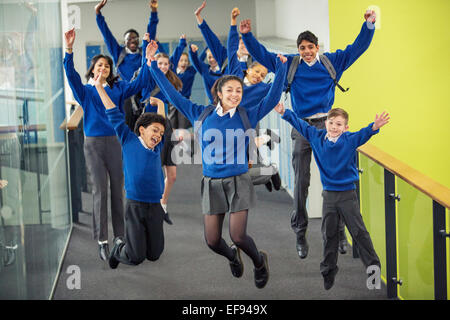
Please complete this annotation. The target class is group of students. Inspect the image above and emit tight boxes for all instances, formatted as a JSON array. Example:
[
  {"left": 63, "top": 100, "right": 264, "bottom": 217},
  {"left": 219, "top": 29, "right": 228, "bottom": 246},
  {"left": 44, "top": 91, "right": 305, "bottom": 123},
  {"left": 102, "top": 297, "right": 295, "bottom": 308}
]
[{"left": 63, "top": 0, "right": 390, "bottom": 291}]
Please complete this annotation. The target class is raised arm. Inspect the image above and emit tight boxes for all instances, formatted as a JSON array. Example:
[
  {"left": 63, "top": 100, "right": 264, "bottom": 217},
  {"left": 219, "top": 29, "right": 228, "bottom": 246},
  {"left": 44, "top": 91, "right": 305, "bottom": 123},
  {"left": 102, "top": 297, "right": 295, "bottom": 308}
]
[
  {"left": 348, "top": 110, "right": 389, "bottom": 148},
  {"left": 227, "top": 8, "right": 244, "bottom": 77},
  {"left": 148, "top": 0, "right": 159, "bottom": 40},
  {"left": 149, "top": 97, "right": 166, "bottom": 118},
  {"left": 239, "top": 19, "right": 278, "bottom": 72},
  {"left": 188, "top": 44, "right": 209, "bottom": 75},
  {"left": 63, "top": 28, "right": 86, "bottom": 105},
  {"left": 170, "top": 35, "right": 187, "bottom": 71},
  {"left": 95, "top": 0, "right": 122, "bottom": 62},
  {"left": 277, "top": 106, "right": 317, "bottom": 142},
  {"left": 326, "top": 10, "right": 376, "bottom": 73},
  {"left": 247, "top": 54, "right": 288, "bottom": 126}
]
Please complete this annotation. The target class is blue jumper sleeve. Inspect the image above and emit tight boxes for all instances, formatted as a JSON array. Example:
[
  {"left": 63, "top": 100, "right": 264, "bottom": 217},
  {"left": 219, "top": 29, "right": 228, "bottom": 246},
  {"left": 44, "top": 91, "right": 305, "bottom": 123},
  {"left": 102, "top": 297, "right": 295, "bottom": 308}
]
[
  {"left": 348, "top": 122, "right": 379, "bottom": 148},
  {"left": 227, "top": 25, "right": 244, "bottom": 77},
  {"left": 105, "top": 106, "right": 132, "bottom": 145},
  {"left": 281, "top": 109, "right": 319, "bottom": 142},
  {"left": 198, "top": 20, "right": 227, "bottom": 69},
  {"left": 148, "top": 11, "right": 159, "bottom": 40},
  {"left": 63, "top": 52, "right": 87, "bottom": 107},
  {"left": 170, "top": 37, "right": 187, "bottom": 72},
  {"left": 95, "top": 13, "right": 122, "bottom": 63}
]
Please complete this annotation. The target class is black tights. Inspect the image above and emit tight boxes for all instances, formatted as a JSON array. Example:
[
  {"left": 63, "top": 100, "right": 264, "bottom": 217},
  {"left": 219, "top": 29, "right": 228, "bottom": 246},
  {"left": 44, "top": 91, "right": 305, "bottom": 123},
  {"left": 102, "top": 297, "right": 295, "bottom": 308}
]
[{"left": 203, "top": 210, "right": 263, "bottom": 267}]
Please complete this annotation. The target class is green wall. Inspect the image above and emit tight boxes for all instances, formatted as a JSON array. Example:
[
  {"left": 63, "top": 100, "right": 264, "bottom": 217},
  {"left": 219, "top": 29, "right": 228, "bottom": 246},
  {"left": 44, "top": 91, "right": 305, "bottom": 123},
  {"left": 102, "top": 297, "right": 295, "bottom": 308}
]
[{"left": 328, "top": 0, "right": 450, "bottom": 189}]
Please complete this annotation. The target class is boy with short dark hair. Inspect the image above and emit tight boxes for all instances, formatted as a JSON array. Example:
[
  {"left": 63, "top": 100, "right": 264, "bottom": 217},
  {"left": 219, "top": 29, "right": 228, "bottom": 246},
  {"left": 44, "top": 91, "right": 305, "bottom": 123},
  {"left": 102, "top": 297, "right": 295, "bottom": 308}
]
[
  {"left": 275, "top": 102, "right": 390, "bottom": 290},
  {"left": 94, "top": 70, "right": 167, "bottom": 269}
]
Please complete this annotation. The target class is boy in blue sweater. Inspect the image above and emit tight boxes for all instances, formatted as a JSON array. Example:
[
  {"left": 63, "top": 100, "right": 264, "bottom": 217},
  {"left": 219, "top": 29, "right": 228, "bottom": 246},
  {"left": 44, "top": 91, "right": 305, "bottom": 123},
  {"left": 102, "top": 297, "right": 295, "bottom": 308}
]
[
  {"left": 240, "top": 10, "right": 377, "bottom": 259},
  {"left": 275, "top": 102, "right": 389, "bottom": 290},
  {"left": 94, "top": 68, "right": 167, "bottom": 269}
]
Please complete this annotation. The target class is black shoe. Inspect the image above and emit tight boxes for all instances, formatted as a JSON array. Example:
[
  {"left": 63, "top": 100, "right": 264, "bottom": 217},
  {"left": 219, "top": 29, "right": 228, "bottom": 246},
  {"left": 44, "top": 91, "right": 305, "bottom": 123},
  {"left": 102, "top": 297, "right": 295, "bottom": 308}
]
[
  {"left": 163, "top": 212, "right": 173, "bottom": 225},
  {"left": 265, "top": 129, "right": 280, "bottom": 147},
  {"left": 229, "top": 245, "right": 244, "bottom": 278},
  {"left": 270, "top": 172, "right": 281, "bottom": 190},
  {"left": 296, "top": 236, "right": 309, "bottom": 259},
  {"left": 109, "top": 237, "right": 124, "bottom": 269},
  {"left": 99, "top": 243, "right": 109, "bottom": 261},
  {"left": 264, "top": 181, "right": 273, "bottom": 192},
  {"left": 254, "top": 251, "right": 269, "bottom": 289},
  {"left": 323, "top": 267, "right": 339, "bottom": 290},
  {"left": 3, "top": 244, "right": 17, "bottom": 267},
  {"left": 338, "top": 239, "right": 348, "bottom": 254}
]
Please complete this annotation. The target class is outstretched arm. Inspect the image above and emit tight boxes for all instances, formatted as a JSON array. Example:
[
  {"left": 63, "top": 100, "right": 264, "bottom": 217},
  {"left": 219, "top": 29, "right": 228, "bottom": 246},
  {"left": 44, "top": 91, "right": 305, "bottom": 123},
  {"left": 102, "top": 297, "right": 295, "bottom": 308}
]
[
  {"left": 197, "top": 15, "right": 227, "bottom": 68},
  {"left": 227, "top": 8, "right": 244, "bottom": 76},
  {"left": 170, "top": 35, "right": 187, "bottom": 71},
  {"left": 148, "top": 0, "right": 159, "bottom": 40},
  {"left": 239, "top": 19, "right": 278, "bottom": 72},
  {"left": 194, "top": 0, "right": 206, "bottom": 25},
  {"left": 150, "top": 97, "right": 166, "bottom": 118},
  {"left": 277, "top": 104, "right": 317, "bottom": 142},
  {"left": 95, "top": 0, "right": 122, "bottom": 62},
  {"left": 63, "top": 28, "right": 87, "bottom": 104}
]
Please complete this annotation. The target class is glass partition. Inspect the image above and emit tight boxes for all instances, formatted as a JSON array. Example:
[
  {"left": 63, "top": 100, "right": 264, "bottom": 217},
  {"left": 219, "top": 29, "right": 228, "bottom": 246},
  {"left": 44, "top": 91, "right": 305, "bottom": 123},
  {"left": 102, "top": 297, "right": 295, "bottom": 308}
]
[{"left": 0, "top": 0, "right": 71, "bottom": 299}]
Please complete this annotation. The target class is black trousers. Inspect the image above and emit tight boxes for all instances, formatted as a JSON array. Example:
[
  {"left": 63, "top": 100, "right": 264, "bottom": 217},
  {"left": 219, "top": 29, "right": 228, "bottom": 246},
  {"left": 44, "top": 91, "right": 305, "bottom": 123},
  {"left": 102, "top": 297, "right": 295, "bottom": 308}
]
[
  {"left": 115, "top": 199, "right": 165, "bottom": 265},
  {"left": 290, "top": 124, "right": 345, "bottom": 239},
  {"left": 320, "top": 190, "right": 380, "bottom": 276}
]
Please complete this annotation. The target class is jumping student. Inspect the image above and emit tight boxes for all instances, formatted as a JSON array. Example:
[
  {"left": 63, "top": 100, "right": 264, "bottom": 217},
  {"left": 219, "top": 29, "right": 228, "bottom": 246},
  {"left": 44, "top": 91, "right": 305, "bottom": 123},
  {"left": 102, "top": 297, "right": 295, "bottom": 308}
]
[
  {"left": 140, "top": 33, "right": 183, "bottom": 225},
  {"left": 63, "top": 28, "right": 150, "bottom": 261},
  {"left": 275, "top": 103, "right": 388, "bottom": 290},
  {"left": 239, "top": 10, "right": 377, "bottom": 259},
  {"left": 93, "top": 63, "right": 167, "bottom": 269},
  {"left": 146, "top": 39, "right": 287, "bottom": 288},
  {"left": 95, "top": 0, "right": 159, "bottom": 81}
]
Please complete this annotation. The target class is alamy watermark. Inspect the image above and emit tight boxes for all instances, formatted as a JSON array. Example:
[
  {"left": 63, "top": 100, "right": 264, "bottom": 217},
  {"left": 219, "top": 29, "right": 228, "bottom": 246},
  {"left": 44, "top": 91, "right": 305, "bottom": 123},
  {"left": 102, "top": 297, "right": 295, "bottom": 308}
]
[{"left": 366, "top": 265, "right": 381, "bottom": 290}]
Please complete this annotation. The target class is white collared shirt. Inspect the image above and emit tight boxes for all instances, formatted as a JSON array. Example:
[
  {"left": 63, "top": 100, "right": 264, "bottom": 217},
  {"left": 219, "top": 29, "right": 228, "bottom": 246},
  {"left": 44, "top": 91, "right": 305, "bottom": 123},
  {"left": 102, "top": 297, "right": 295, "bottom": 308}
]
[
  {"left": 300, "top": 53, "right": 321, "bottom": 67},
  {"left": 215, "top": 102, "right": 237, "bottom": 118},
  {"left": 125, "top": 47, "right": 140, "bottom": 55},
  {"left": 238, "top": 54, "right": 249, "bottom": 62},
  {"left": 243, "top": 77, "right": 252, "bottom": 87},
  {"left": 87, "top": 78, "right": 108, "bottom": 87},
  {"left": 325, "top": 133, "right": 341, "bottom": 144},
  {"left": 210, "top": 65, "right": 220, "bottom": 73},
  {"left": 176, "top": 67, "right": 184, "bottom": 75},
  {"left": 138, "top": 136, "right": 154, "bottom": 151}
]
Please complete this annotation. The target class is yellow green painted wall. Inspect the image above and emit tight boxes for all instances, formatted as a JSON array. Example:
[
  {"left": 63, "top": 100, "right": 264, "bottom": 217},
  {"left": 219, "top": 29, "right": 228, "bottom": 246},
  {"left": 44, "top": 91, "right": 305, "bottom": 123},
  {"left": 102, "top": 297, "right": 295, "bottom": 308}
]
[{"left": 328, "top": 0, "right": 450, "bottom": 189}]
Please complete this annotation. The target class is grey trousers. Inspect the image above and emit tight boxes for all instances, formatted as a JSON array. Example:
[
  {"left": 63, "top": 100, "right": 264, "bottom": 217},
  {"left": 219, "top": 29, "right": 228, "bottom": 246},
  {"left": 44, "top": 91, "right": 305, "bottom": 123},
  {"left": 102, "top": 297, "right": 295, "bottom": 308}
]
[
  {"left": 290, "top": 124, "right": 345, "bottom": 239},
  {"left": 115, "top": 199, "right": 165, "bottom": 265},
  {"left": 84, "top": 136, "right": 124, "bottom": 242},
  {"left": 320, "top": 190, "right": 380, "bottom": 276}
]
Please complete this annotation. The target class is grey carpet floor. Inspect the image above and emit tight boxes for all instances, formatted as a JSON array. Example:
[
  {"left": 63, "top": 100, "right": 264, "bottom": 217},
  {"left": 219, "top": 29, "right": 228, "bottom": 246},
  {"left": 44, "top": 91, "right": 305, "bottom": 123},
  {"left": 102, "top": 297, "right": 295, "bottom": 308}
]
[{"left": 52, "top": 164, "right": 386, "bottom": 300}]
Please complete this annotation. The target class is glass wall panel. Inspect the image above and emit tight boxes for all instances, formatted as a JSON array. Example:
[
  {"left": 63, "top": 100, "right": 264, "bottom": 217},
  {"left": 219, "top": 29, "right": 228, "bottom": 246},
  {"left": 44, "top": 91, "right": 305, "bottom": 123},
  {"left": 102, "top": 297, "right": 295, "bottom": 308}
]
[
  {"left": 0, "top": 0, "right": 71, "bottom": 299},
  {"left": 359, "top": 155, "right": 387, "bottom": 282},
  {"left": 396, "top": 178, "right": 434, "bottom": 300}
]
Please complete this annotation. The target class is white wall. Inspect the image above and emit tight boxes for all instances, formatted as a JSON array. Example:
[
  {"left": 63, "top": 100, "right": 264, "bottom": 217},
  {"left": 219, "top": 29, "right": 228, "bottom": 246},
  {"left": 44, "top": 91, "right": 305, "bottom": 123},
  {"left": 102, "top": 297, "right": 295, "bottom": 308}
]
[{"left": 64, "top": 0, "right": 257, "bottom": 78}]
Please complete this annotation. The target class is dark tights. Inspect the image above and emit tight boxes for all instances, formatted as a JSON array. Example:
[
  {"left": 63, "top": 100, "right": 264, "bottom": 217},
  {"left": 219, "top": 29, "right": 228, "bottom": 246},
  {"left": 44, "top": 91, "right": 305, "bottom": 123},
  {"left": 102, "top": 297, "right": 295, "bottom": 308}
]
[{"left": 203, "top": 210, "right": 263, "bottom": 267}]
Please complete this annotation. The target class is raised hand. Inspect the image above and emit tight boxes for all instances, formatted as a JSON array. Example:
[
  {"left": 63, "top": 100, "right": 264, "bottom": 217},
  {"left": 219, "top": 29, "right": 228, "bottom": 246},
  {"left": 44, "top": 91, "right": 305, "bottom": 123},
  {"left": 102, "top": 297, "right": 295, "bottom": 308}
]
[
  {"left": 231, "top": 7, "right": 240, "bottom": 25},
  {"left": 64, "top": 28, "right": 76, "bottom": 48},
  {"left": 143, "top": 32, "right": 150, "bottom": 42},
  {"left": 95, "top": 0, "right": 107, "bottom": 15},
  {"left": 239, "top": 19, "right": 251, "bottom": 34},
  {"left": 364, "top": 9, "right": 376, "bottom": 24},
  {"left": 146, "top": 40, "right": 159, "bottom": 62},
  {"left": 274, "top": 102, "right": 285, "bottom": 115},
  {"left": 150, "top": 0, "right": 158, "bottom": 11},
  {"left": 93, "top": 70, "right": 103, "bottom": 87},
  {"left": 190, "top": 44, "right": 199, "bottom": 53},
  {"left": 180, "top": 34, "right": 186, "bottom": 40},
  {"left": 150, "top": 96, "right": 163, "bottom": 106},
  {"left": 194, "top": 0, "right": 206, "bottom": 17},
  {"left": 372, "top": 111, "right": 390, "bottom": 130},
  {"left": 277, "top": 53, "right": 287, "bottom": 64}
]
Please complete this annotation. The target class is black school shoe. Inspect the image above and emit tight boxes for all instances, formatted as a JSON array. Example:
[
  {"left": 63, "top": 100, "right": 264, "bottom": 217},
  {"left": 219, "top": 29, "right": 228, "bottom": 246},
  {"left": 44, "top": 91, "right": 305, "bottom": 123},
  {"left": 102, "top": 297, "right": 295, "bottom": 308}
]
[
  {"left": 254, "top": 251, "right": 269, "bottom": 289},
  {"left": 270, "top": 172, "right": 281, "bottom": 190},
  {"left": 229, "top": 245, "right": 244, "bottom": 278},
  {"left": 99, "top": 243, "right": 110, "bottom": 261},
  {"left": 323, "top": 266, "right": 339, "bottom": 290},
  {"left": 163, "top": 212, "right": 173, "bottom": 225},
  {"left": 109, "top": 237, "right": 124, "bottom": 269},
  {"left": 264, "top": 181, "right": 273, "bottom": 192},
  {"left": 338, "top": 238, "right": 348, "bottom": 254}
]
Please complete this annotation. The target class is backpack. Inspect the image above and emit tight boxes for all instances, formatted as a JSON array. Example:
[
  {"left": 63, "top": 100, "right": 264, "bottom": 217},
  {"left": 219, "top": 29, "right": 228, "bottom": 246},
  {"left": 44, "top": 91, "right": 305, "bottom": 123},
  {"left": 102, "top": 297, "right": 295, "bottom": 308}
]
[
  {"left": 285, "top": 54, "right": 349, "bottom": 93},
  {"left": 193, "top": 106, "right": 257, "bottom": 165}
]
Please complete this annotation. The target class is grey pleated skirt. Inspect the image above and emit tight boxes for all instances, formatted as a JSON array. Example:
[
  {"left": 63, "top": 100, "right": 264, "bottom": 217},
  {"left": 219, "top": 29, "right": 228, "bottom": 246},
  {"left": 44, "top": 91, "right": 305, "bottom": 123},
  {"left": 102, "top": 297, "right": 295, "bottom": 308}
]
[{"left": 201, "top": 172, "right": 256, "bottom": 215}]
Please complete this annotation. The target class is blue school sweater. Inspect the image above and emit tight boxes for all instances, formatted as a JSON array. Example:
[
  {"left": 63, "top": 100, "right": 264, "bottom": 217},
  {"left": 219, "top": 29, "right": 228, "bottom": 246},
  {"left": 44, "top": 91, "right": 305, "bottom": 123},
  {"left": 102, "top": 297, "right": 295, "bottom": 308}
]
[
  {"left": 227, "top": 25, "right": 270, "bottom": 109},
  {"left": 189, "top": 47, "right": 222, "bottom": 104},
  {"left": 106, "top": 107, "right": 164, "bottom": 203},
  {"left": 242, "top": 21, "right": 375, "bottom": 118},
  {"left": 149, "top": 59, "right": 287, "bottom": 178},
  {"left": 63, "top": 52, "right": 149, "bottom": 137},
  {"left": 282, "top": 109, "right": 379, "bottom": 191},
  {"left": 167, "top": 38, "right": 197, "bottom": 99},
  {"left": 96, "top": 11, "right": 158, "bottom": 81},
  {"left": 198, "top": 20, "right": 227, "bottom": 70}
]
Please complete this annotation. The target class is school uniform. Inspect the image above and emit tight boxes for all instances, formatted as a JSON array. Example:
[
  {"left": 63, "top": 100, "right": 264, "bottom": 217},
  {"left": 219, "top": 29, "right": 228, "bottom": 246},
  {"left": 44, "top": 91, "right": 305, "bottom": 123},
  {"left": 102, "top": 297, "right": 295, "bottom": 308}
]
[
  {"left": 281, "top": 109, "right": 381, "bottom": 277},
  {"left": 63, "top": 52, "right": 150, "bottom": 243},
  {"left": 95, "top": 10, "right": 158, "bottom": 81},
  {"left": 148, "top": 58, "right": 287, "bottom": 214},
  {"left": 242, "top": 21, "right": 375, "bottom": 240},
  {"left": 106, "top": 107, "right": 165, "bottom": 265}
]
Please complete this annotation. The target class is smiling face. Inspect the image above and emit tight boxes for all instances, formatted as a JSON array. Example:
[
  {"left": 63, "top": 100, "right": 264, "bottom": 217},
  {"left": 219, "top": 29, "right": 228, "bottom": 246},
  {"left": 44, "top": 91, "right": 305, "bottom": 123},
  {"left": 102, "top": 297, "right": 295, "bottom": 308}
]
[
  {"left": 177, "top": 53, "right": 189, "bottom": 72},
  {"left": 298, "top": 40, "right": 319, "bottom": 64},
  {"left": 217, "top": 79, "right": 243, "bottom": 110},
  {"left": 124, "top": 31, "right": 139, "bottom": 52},
  {"left": 325, "top": 115, "right": 349, "bottom": 138},
  {"left": 206, "top": 50, "right": 218, "bottom": 69},
  {"left": 246, "top": 64, "right": 268, "bottom": 85},
  {"left": 157, "top": 56, "right": 170, "bottom": 75},
  {"left": 93, "top": 57, "right": 111, "bottom": 80},
  {"left": 139, "top": 122, "right": 165, "bottom": 149}
]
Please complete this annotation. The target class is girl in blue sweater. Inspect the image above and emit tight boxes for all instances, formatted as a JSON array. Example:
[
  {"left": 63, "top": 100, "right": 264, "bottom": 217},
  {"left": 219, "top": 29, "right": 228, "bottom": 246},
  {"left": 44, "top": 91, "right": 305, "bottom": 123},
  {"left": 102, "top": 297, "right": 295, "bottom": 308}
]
[
  {"left": 63, "top": 28, "right": 149, "bottom": 261},
  {"left": 275, "top": 102, "right": 389, "bottom": 290},
  {"left": 146, "top": 39, "right": 287, "bottom": 288}
]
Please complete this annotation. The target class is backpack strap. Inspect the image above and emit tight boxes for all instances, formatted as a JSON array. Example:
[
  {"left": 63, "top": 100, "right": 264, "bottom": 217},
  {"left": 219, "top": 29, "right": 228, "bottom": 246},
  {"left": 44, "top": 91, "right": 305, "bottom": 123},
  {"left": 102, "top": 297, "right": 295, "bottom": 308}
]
[
  {"left": 236, "top": 106, "right": 258, "bottom": 164},
  {"left": 220, "top": 57, "right": 228, "bottom": 74},
  {"left": 285, "top": 55, "right": 300, "bottom": 93},
  {"left": 194, "top": 105, "right": 216, "bottom": 145},
  {"left": 319, "top": 54, "right": 349, "bottom": 92}
]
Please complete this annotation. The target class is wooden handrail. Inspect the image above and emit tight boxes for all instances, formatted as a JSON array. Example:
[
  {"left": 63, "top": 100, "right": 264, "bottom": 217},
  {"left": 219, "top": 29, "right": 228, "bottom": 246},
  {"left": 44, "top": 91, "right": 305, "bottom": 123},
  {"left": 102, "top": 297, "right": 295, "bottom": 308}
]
[
  {"left": 60, "top": 101, "right": 83, "bottom": 130},
  {"left": 358, "top": 143, "right": 450, "bottom": 209}
]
